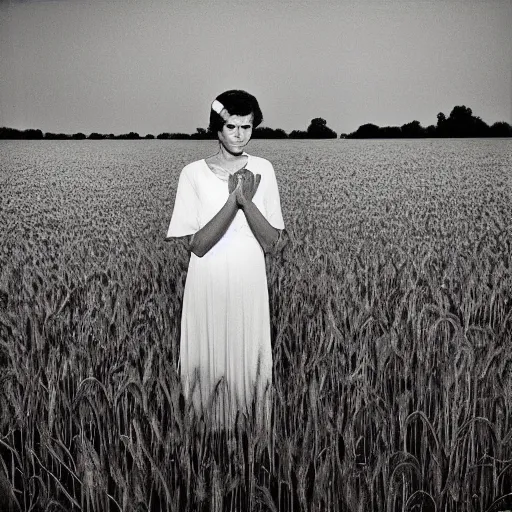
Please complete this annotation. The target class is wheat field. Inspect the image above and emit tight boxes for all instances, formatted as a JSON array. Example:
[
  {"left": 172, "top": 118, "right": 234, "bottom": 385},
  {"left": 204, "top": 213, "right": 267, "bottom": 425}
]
[{"left": 1, "top": 138, "right": 511, "bottom": 511}]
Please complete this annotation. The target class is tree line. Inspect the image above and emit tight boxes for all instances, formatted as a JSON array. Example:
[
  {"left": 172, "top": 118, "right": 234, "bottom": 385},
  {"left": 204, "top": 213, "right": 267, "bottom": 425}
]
[
  {"left": 0, "top": 118, "right": 336, "bottom": 140},
  {"left": 345, "top": 106, "right": 511, "bottom": 138},
  {"left": 1, "top": 106, "right": 510, "bottom": 139}
]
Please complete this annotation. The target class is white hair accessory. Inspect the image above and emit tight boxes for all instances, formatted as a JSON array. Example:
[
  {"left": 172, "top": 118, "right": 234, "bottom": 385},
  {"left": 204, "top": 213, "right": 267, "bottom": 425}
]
[
  {"left": 212, "top": 99, "right": 230, "bottom": 121},
  {"left": 211, "top": 100, "right": 225, "bottom": 115}
]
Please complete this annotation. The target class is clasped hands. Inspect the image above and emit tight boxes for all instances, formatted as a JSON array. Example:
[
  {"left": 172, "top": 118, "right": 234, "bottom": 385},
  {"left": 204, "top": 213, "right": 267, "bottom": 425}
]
[{"left": 228, "top": 169, "right": 261, "bottom": 209}]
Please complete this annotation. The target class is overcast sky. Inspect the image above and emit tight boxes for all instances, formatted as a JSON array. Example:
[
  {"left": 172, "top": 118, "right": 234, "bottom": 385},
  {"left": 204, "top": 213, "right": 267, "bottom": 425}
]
[{"left": 0, "top": 0, "right": 510, "bottom": 136}]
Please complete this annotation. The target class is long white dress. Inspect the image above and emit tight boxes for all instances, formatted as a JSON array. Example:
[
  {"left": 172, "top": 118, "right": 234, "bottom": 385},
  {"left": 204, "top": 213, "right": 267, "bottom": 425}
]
[{"left": 166, "top": 152, "right": 285, "bottom": 431}]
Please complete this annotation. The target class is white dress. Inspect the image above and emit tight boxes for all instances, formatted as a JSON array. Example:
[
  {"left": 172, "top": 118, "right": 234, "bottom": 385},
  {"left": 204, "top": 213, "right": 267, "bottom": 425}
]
[{"left": 166, "top": 152, "right": 285, "bottom": 431}]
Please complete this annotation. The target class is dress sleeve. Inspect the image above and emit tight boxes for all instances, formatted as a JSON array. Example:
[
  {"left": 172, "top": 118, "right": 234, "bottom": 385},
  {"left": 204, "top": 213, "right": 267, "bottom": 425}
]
[
  {"left": 166, "top": 169, "right": 201, "bottom": 238},
  {"left": 264, "top": 162, "right": 285, "bottom": 230}
]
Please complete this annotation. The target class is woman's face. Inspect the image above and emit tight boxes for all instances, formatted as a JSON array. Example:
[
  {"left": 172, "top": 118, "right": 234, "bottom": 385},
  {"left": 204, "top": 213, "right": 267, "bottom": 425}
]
[{"left": 218, "top": 113, "right": 254, "bottom": 155}]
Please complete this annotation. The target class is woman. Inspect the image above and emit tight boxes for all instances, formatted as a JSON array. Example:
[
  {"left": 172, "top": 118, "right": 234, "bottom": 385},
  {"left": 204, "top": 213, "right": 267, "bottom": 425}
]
[{"left": 166, "top": 90, "right": 285, "bottom": 432}]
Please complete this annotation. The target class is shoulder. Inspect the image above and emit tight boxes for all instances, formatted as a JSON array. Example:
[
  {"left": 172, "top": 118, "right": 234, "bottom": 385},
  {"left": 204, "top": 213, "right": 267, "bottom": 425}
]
[
  {"left": 182, "top": 158, "right": 204, "bottom": 174},
  {"left": 174, "top": 160, "right": 204, "bottom": 197},
  {"left": 180, "top": 159, "right": 205, "bottom": 182},
  {"left": 248, "top": 155, "right": 275, "bottom": 174}
]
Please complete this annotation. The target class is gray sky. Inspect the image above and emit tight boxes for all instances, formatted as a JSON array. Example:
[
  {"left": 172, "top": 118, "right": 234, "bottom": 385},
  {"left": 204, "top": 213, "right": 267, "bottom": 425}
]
[{"left": 1, "top": 0, "right": 511, "bottom": 135}]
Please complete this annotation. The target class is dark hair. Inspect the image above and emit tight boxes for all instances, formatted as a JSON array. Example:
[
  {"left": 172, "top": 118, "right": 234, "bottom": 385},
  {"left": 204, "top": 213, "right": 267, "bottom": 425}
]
[{"left": 208, "top": 90, "right": 263, "bottom": 134}]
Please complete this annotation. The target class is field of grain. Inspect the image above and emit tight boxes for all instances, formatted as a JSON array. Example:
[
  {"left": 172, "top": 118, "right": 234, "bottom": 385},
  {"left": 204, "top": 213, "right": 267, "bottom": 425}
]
[{"left": 1, "top": 138, "right": 511, "bottom": 511}]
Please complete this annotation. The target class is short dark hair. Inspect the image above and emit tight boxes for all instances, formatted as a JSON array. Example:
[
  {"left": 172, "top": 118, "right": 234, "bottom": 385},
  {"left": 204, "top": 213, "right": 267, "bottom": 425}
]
[{"left": 208, "top": 90, "right": 263, "bottom": 134}]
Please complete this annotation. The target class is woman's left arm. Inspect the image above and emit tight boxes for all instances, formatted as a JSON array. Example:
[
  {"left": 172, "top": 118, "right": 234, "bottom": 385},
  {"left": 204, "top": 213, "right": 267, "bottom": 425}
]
[{"left": 242, "top": 201, "right": 280, "bottom": 253}]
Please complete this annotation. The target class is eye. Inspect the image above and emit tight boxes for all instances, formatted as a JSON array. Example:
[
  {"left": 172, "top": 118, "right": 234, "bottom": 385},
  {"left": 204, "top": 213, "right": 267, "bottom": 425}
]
[{"left": 226, "top": 124, "right": 235, "bottom": 129}]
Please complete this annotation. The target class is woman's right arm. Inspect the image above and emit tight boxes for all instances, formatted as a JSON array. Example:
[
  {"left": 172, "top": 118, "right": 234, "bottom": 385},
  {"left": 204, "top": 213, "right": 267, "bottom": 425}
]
[{"left": 188, "top": 193, "right": 238, "bottom": 258}]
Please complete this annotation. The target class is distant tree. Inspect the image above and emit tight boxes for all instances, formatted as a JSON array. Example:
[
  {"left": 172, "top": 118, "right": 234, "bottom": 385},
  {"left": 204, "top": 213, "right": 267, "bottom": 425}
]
[
  {"left": 124, "top": 132, "right": 140, "bottom": 139},
  {"left": 339, "top": 133, "right": 347, "bottom": 139},
  {"left": 489, "top": 121, "right": 512, "bottom": 137},
  {"left": 347, "top": 123, "right": 380, "bottom": 138},
  {"left": 23, "top": 129, "right": 44, "bottom": 139},
  {"left": 115, "top": 132, "right": 140, "bottom": 139},
  {"left": 401, "top": 120, "right": 425, "bottom": 138},
  {"left": 426, "top": 125, "right": 437, "bottom": 137},
  {"left": 45, "top": 132, "right": 70, "bottom": 139},
  {"left": 436, "top": 112, "right": 447, "bottom": 137},
  {"left": 309, "top": 118, "right": 326, "bottom": 129},
  {"left": 157, "top": 132, "right": 171, "bottom": 139},
  {"left": 450, "top": 105, "right": 472, "bottom": 120},
  {"left": 190, "top": 127, "right": 215, "bottom": 140},
  {"left": 447, "top": 105, "right": 472, "bottom": 136},
  {"left": 0, "top": 127, "right": 43, "bottom": 139},
  {"left": 107, "top": 133, "right": 115, "bottom": 139},
  {"left": 71, "top": 132, "right": 86, "bottom": 139},
  {"left": 144, "top": 134, "right": 155, "bottom": 139},
  {"left": 379, "top": 126, "right": 402, "bottom": 138},
  {"left": 444, "top": 105, "right": 490, "bottom": 137},
  {"left": 169, "top": 133, "right": 190, "bottom": 140},
  {"left": 289, "top": 129, "right": 308, "bottom": 139},
  {"left": 88, "top": 132, "right": 105, "bottom": 139},
  {"left": 307, "top": 118, "right": 337, "bottom": 138},
  {"left": 472, "top": 116, "right": 490, "bottom": 137},
  {"left": 0, "top": 127, "right": 19, "bottom": 139},
  {"left": 252, "top": 126, "right": 288, "bottom": 139}
]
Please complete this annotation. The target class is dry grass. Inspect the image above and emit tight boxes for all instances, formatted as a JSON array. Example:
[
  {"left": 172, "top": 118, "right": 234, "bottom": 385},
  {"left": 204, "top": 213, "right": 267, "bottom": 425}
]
[{"left": 0, "top": 138, "right": 511, "bottom": 511}]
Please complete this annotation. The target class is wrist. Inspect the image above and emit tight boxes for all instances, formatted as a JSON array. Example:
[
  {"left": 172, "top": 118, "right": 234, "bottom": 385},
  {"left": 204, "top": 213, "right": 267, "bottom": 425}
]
[{"left": 239, "top": 198, "right": 252, "bottom": 212}]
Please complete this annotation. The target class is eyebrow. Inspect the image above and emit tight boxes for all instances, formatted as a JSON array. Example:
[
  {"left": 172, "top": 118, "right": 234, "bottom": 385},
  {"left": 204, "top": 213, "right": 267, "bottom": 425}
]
[{"left": 227, "top": 124, "right": 252, "bottom": 128}]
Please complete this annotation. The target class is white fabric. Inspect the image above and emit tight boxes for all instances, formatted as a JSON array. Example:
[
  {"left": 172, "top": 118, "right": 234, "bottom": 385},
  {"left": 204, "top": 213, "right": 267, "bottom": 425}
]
[{"left": 166, "top": 152, "right": 285, "bottom": 431}]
